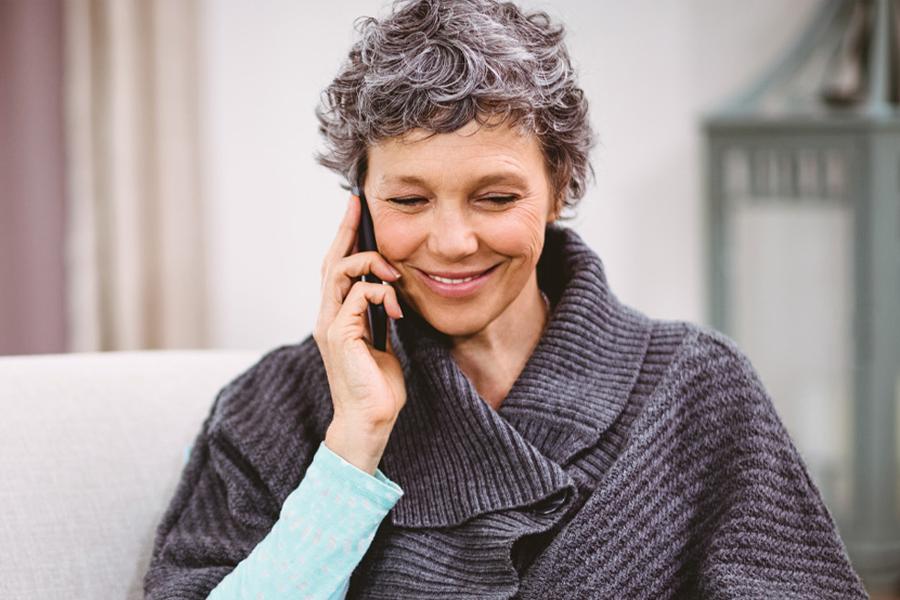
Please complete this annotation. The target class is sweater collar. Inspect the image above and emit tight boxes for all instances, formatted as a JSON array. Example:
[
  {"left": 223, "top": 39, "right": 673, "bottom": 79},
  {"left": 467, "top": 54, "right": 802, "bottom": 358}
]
[{"left": 381, "top": 223, "right": 652, "bottom": 529}]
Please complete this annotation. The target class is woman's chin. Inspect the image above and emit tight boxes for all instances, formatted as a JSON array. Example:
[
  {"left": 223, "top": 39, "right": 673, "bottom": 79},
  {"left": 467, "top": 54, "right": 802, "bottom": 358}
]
[{"left": 417, "top": 306, "right": 494, "bottom": 339}]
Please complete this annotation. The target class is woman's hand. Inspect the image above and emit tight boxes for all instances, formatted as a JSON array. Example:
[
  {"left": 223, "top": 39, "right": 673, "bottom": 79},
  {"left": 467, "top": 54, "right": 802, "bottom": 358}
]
[{"left": 314, "top": 193, "right": 407, "bottom": 475}]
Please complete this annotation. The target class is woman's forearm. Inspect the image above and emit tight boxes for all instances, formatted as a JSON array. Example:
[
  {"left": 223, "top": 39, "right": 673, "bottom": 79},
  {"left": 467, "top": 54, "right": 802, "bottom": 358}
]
[{"left": 207, "top": 439, "right": 403, "bottom": 599}]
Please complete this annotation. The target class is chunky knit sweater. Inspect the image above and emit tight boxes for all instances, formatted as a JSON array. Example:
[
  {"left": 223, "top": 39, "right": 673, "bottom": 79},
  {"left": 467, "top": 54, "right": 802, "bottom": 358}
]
[{"left": 143, "top": 223, "right": 867, "bottom": 599}]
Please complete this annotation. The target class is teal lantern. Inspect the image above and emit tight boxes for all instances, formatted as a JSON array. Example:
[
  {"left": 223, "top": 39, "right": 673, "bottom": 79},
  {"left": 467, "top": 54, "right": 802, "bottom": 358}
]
[{"left": 704, "top": 0, "right": 900, "bottom": 591}]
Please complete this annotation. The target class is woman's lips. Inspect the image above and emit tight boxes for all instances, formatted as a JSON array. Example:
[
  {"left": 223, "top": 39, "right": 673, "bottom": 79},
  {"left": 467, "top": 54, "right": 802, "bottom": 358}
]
[{"left": 415, "top": 263, "right": 500, "bottom": 299}]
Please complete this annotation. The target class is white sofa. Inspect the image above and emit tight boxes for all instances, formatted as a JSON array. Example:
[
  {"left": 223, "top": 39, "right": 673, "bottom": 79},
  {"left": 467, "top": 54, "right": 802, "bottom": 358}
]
[{"left": 0, "top": 349, "right": 266, "bottom": 600}]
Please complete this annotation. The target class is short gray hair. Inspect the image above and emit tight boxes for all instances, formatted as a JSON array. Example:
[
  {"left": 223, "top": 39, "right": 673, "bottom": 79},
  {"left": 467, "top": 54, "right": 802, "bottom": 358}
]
[{"left": 314, "top": 0, "right": 596, "bottom": 219}]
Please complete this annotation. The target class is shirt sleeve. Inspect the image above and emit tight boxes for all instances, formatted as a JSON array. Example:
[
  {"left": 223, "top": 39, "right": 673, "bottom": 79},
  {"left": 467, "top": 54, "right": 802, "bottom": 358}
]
[{"left": 207, "top": 440, "right": 403, "bottom": 599}]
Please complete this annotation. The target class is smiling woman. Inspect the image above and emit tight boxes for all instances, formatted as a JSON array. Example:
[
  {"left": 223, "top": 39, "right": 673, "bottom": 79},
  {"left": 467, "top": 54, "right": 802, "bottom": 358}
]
[{"left": 143, "top": 1, "right": 869, "bottom": 598}]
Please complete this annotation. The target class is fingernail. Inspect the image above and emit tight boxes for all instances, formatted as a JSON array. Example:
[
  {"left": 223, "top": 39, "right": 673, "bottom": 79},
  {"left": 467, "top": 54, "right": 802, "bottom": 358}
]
[{"left": 391, "top": 268, "right": 401, "bottom": 278}]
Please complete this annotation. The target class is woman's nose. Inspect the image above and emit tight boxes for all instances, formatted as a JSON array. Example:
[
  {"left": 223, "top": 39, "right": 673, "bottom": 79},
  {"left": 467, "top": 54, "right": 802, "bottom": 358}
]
[{"left": 426, "top": 204, "right": 479, "bottom": 262}]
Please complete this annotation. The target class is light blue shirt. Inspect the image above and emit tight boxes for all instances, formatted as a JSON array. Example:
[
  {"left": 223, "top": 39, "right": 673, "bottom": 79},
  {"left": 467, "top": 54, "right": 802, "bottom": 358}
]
[{"left": 198, "top": 439, "right": 403, "bottom": 599}]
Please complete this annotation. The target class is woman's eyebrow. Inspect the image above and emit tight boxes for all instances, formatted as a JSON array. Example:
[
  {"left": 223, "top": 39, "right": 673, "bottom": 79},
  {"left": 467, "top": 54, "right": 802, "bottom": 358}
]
[{"left": 381, "top": 172, "right": 528, "bottom": 188}]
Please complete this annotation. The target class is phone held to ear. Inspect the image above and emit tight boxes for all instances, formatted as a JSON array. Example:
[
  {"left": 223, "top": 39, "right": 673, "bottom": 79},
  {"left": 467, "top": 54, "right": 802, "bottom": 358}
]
[{"left": 352, "top": 182, "right": 389, "bottom": 352}]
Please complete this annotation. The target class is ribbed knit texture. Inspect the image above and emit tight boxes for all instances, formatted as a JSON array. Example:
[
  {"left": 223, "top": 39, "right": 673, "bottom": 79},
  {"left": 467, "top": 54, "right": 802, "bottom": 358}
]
[{"left": 143, "top": 223, "right": 868, "bottom": 599}]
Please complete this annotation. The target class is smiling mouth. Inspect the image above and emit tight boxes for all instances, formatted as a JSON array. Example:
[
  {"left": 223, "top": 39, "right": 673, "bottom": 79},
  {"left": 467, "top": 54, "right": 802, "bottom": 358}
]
[
  {"left": 425, "top": 270, "right": 490, "bottom": 284},
  {"left": 415, "top": 263, "right": 501, "bottom": 297}
]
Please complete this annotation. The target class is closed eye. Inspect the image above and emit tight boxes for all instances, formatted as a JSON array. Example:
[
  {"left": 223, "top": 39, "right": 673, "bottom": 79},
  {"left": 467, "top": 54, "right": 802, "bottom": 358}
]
[
  {"left": 387, "top": 196, "right": 427, "bottom": 206},
  {"left": 481, "top": 195, "right": 518, "bottom": 204},
  {"left": 386, "top": 195, "right": 518, "bottom": 206}
]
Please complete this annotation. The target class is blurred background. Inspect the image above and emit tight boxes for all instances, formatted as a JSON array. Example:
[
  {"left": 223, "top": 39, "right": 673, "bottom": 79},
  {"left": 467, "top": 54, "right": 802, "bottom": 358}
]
[{"left": 2, "top": 0, "right": 898, "bottom": 594}]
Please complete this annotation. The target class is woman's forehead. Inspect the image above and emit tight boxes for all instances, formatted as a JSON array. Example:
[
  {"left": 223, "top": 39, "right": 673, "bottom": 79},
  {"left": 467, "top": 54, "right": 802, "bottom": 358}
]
[{"left": 369, "top": 121, "right": 541, "bottom": 166}]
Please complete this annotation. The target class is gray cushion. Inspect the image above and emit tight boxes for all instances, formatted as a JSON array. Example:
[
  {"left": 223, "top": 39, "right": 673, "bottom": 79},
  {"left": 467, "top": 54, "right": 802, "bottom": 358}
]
[{"left": 0, "top": 350, "right": 265, "bottom": 599}]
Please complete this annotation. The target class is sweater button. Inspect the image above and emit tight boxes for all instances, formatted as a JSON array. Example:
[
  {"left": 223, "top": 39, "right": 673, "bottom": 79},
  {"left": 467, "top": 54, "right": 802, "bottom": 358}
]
[{"left": 534, "top": 488, "right": 571, "bottom": 515}]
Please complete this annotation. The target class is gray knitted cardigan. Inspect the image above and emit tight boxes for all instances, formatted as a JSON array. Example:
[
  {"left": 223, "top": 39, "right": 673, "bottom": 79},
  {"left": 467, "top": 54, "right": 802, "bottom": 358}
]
[{"left": 144, "top": 223, "right": 868, "bottom": 599}]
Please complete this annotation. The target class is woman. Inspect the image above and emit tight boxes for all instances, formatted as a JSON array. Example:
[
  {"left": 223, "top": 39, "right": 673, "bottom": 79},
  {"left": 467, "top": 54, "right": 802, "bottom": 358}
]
[{"left": 144, "top": 0, "right": 867, "bottom": 598}]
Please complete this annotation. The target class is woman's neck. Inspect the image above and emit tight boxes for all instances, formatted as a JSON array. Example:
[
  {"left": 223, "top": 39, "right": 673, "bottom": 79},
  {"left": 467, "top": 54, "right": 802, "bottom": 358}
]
[{"left": 448, "top": 272, "right": 549, "bottom": 411}]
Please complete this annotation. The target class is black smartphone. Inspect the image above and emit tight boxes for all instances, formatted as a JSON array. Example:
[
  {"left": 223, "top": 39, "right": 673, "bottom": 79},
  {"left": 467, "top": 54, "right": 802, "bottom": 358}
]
[{"left": 352, "top": 180, "right": 389, "bottom": 352}]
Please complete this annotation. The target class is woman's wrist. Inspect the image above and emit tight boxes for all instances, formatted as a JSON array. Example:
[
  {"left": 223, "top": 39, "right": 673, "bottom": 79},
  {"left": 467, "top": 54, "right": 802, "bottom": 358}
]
[{"left": 324, "top": 418, "right": 394, "bottom": 475}]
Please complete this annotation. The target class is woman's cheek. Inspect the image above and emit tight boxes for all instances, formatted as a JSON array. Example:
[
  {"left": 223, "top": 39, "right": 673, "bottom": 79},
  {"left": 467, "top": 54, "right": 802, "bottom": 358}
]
[
  {"left": 374, "top": 216, "right": 421, "bottom": 265},
  {"left": 483, "top": 205, "right": 546, "bottom": 259}
]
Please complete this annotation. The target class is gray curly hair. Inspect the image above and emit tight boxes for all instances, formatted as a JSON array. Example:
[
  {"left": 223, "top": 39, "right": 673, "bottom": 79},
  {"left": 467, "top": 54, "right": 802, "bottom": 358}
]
[{"left": 314, "top": 0, "right": 596, "bottom": 219}]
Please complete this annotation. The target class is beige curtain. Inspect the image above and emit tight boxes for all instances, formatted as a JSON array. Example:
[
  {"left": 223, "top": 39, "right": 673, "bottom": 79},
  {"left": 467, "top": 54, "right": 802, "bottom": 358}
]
[{"left": 63, "top": 0, "right": 207, "bottom": 351}]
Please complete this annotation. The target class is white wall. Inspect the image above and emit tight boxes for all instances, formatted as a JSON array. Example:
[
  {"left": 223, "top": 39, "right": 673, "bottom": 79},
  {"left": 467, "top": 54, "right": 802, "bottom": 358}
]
[{"left": 199, "top": 0, "right": 824, "bottom": 351}]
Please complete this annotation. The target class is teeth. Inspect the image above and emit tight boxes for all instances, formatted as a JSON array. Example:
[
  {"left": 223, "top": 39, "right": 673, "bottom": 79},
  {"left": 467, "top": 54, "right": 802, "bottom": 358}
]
[{"left": 428, "top": 273, "right": 478, "bottom": 284}]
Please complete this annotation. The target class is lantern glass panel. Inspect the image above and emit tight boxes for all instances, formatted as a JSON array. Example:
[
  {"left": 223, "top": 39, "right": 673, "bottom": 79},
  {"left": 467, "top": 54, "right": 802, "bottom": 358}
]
[{"left": 724, "top": 148, "right": 855, "bottom": 521}]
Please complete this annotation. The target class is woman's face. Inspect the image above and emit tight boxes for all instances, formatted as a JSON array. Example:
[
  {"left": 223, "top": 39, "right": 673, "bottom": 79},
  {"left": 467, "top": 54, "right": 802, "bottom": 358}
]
[{"left": 364, "top": 119, "right": 558, "bottom": 338}]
